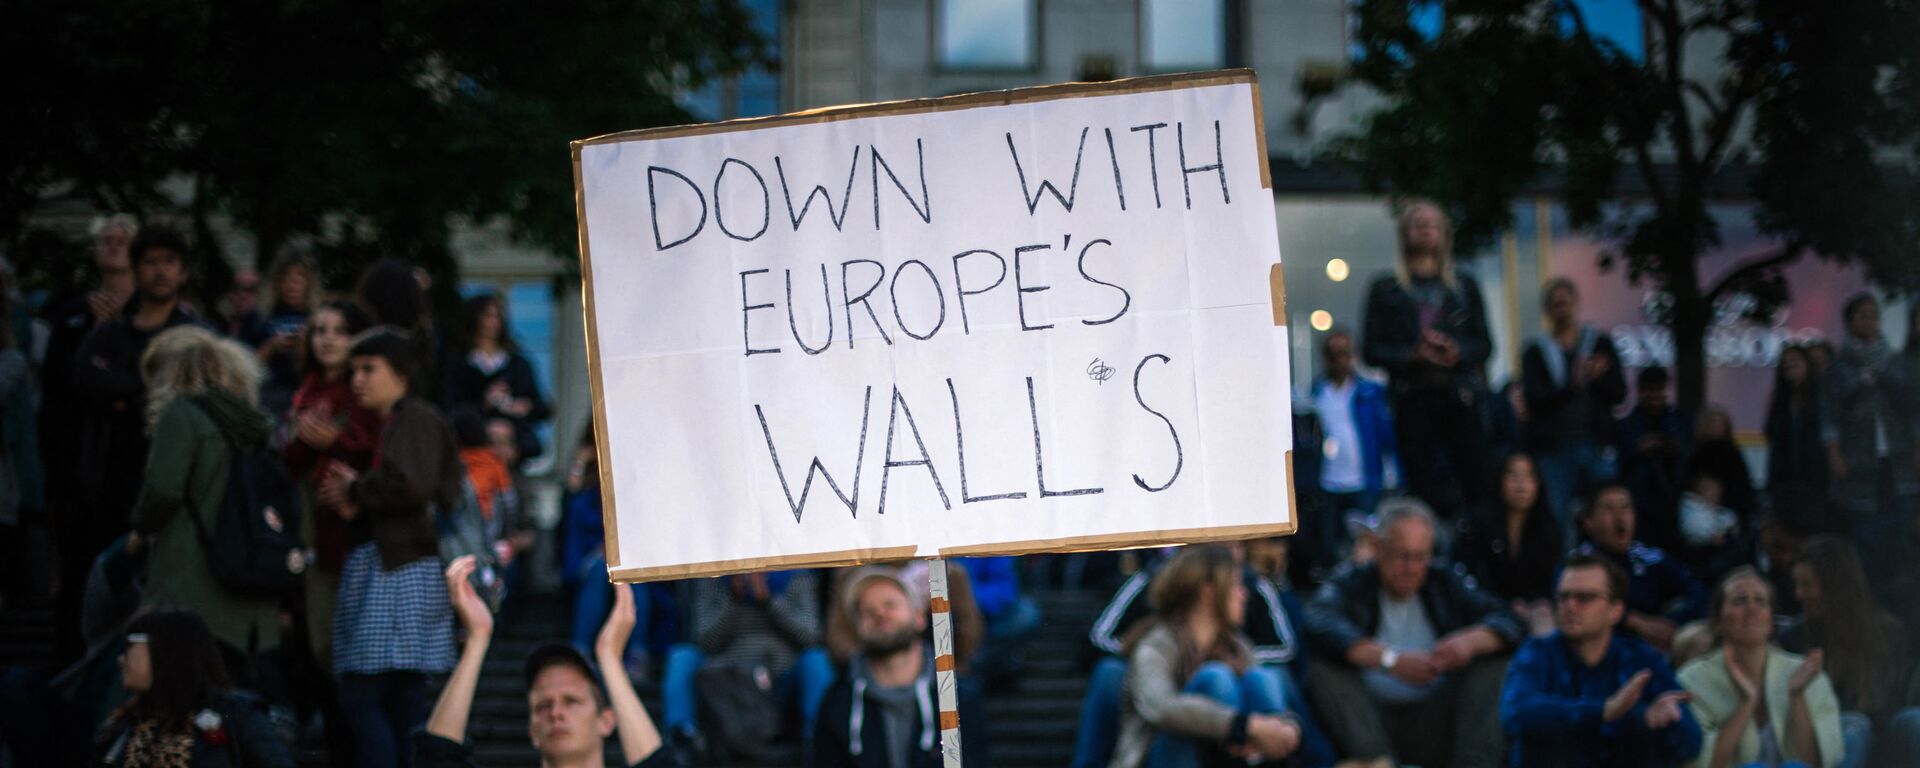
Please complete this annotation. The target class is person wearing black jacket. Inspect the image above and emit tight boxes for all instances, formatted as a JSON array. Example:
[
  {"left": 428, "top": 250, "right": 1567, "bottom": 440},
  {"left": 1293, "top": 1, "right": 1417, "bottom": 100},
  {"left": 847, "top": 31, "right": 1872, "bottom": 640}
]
[
  {"left": 440, "top": 293, "right": 551, "bottom": 467},
  {"left": 1301, "top": 498, "right": 1522, "bottom": 768},
  {"left": 1765, "top": 344, "right": 1828, "bottom": 496},
  {"left": 1453, "top": 452, "right": 1564, "bottom": 636},
  {"left": 414, "top": 556, "right": 672, "bottom": 768},
  {"left": 812, "top": 568, "right": 986, "bottom": 768},
  {"left": 1522, "top": 278, "right": 1628, "bottom": 531},
  {"left": 1361, "top": 199, "right": 1494, "bottom": 524},
  {"left": 319, "top": 328, "right": 464, "bottom": 768},
  {"left": 61, "top": 226, "right": 209, "bottom": 666}
]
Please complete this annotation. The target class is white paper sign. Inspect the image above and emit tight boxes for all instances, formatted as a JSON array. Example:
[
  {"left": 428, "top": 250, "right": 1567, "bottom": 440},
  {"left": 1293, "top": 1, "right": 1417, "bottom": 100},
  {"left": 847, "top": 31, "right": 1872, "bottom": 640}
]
[{"left": 573, "top": 72, "right": 1295, "bottom": 582}]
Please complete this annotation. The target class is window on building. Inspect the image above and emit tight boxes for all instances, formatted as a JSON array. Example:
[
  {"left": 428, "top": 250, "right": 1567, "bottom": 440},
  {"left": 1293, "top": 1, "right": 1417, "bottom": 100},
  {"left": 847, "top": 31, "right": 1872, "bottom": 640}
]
[
  {"left": 681, "top": 0, "right": 782, "bottom": 120},
  {"left": 936, "top": 0, "right": 1038, "bottom": 70},
  {"left": 1348, "top": 0, "right": 1641, "bottom": 62},
  {"left": 1143, "top": 0, "right": 1227, "bottom": 72}
]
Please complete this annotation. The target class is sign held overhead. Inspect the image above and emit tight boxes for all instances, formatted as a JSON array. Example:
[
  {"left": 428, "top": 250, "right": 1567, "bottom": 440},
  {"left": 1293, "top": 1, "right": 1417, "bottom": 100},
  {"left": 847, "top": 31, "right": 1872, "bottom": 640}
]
[{"left": 571, "top": 70, "right": 1296, "bottom": 583}]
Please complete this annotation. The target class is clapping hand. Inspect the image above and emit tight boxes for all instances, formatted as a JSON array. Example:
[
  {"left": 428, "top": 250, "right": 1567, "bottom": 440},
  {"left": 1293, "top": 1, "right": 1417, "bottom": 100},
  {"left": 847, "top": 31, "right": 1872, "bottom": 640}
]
[
  {"left": 1644, "top": 691, "right": 1691, "bottom": 730},
  {"left": 295, "top": 404, "right": 341, "bottom": 450},
  {"left": 445, "top": 555, "right": 494, "bottom": 638},
  {"left": 1726, "top": 648, "right": 1760, "bottom": 702},
  {"left": 87, "top": 290, "right": 126, "bottom": 323},
  {"left": 1604, "top": 670, "right": 1651, "bottom": 722},
  {"left": 1788, "top": 649, "right": 1824, "bottom": 696},
  {"left": 318, "top": 464, "right": 360, "bottom": 519}
]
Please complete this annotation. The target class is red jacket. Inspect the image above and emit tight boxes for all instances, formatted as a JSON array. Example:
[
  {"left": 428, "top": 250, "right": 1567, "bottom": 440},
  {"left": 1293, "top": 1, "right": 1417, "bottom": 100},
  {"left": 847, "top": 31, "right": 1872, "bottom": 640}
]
[{"left": 283, "top": 371, "right": 381, "bottom": 570}]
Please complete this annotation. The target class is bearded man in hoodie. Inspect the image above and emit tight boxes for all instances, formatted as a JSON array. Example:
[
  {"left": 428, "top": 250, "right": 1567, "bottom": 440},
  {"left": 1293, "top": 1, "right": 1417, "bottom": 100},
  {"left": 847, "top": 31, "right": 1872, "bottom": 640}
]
[{"left": 811, "top": 568, "right": 986, "bottom": 768}]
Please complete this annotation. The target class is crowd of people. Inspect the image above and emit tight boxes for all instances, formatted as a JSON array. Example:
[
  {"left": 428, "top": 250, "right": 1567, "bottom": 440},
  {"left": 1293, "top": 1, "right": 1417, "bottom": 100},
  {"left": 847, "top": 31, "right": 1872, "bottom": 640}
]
[{"left": 0, "top": 200, "right": 1914, "bottom": 768}]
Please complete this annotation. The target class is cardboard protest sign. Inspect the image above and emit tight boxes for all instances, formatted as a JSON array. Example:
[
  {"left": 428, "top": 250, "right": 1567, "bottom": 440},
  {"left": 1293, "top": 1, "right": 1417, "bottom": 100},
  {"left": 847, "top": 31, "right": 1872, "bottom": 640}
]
[{"left": 572, "top": 70, "right": 1294, "bottom": 583}]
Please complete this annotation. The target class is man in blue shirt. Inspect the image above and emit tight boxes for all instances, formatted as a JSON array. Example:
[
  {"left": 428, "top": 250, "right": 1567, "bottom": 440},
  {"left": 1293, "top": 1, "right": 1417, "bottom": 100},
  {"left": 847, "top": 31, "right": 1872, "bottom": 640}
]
[{"left": 1501, "top": 552, "right": 1703, "bottom": 767}]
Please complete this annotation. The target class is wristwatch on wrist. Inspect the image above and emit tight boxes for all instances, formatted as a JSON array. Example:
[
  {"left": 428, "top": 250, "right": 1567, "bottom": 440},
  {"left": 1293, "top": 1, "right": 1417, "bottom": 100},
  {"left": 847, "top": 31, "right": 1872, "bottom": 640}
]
[{"left": 1379, "top": 648, "right": 1400, "bottom": 671}]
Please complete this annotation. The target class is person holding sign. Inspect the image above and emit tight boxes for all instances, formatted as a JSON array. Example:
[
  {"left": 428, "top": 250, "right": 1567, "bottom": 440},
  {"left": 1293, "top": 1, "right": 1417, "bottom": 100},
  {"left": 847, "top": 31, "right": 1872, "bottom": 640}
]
[
  {"left": 415, "top": 555, "right": 671, "bottom": 768},
  {"left": 812, "top": 567, "right": 987, "bottom": 768},
  {"left": 1110, "top": 545, "right": 1308, "bottom": 768}
]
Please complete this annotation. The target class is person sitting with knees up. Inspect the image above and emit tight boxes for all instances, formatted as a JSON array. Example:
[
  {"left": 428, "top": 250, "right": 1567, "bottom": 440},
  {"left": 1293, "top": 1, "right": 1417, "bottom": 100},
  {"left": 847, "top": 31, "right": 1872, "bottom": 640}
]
[
  {"left": 416, "top": 555, "right": 670, "bottom": 768},
  {"left": 1108, "top": 545, "right": 1309, "bottom": 768},
  {"left": 1301, "top": 496, "right": 1522, "bottom": 768},
  {"left": 1502, "top": 552, "right": 1703, "bottom": 767}
]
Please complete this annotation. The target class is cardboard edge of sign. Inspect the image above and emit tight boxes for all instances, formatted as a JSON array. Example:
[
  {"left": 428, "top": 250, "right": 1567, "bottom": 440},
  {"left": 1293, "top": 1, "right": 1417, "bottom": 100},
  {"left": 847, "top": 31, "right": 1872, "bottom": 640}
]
[
  {"left": 571, "top": 68, "right": 1272, "bottom": 195},
  {"left": 575, "top": 67, "right": 1293, "bottom": 583},
  {"left": 609, "top": 504, "right": 1298, "bottom": 583}
]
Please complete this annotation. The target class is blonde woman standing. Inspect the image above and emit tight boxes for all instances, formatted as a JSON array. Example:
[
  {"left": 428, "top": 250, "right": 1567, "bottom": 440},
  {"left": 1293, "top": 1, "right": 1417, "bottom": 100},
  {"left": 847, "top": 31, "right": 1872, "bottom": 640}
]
[{"left": 131, "top": 326, "right": 281, "bottom": 671}]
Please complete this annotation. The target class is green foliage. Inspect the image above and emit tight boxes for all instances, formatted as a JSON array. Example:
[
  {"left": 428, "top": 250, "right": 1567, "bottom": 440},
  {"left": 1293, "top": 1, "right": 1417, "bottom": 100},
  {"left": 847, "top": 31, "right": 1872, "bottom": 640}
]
[
  {"left": 2, "top": 0, "right": 771, "bottom": 284},
  {"left": 1335, "top": 0, "right": 1918, "bottom": 405}
]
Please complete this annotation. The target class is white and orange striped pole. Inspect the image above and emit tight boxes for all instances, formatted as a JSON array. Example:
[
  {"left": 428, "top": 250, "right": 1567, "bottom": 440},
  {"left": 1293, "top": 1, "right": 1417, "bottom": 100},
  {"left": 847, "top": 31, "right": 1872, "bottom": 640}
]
[{"left": 927, "top": 558, "right": 964, "bottom": 767}]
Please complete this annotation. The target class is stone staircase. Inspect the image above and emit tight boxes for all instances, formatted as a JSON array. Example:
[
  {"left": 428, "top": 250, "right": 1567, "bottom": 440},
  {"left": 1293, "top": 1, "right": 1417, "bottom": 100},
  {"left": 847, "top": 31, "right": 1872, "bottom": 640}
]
[
  {"left": 463, "top": 587, "right": 1104, "bottom": 767},
  {"left": 0, "top": 586, "right": 1107, "bottom": 767}
]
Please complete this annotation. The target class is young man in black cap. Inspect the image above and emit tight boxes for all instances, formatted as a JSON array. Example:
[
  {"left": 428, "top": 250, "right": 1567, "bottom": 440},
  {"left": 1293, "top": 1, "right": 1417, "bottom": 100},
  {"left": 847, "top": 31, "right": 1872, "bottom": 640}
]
[{"left": 417, "top": 555, "right": 669, "bottom": 768}]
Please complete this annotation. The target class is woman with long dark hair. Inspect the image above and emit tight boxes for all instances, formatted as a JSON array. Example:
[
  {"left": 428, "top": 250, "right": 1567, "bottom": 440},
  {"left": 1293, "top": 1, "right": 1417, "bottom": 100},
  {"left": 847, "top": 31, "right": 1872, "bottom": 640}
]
[
  {"left": 1112, "top": 545, "right": 1308, "bottom": 768},
  {"left": 1765, "top": 345, "right": 1828, "bottom": 495},
  {"left": 318, "top": 328, "right": 462, "bottom": 768},
  {"left": 279, "top": 299, "right": 377, "bottom": 669},
  {"left": 94, "top": 609, "right": 291, "bottom": 767},
  {"left": 1783, "top": 536, "right": 1916, "bottom": 766},
  {"left": 440, "top": 293, "right": 550, "bottom": 466},
  {"left": 1452, "top": 452, "right": 1564, "bottom": 634}
]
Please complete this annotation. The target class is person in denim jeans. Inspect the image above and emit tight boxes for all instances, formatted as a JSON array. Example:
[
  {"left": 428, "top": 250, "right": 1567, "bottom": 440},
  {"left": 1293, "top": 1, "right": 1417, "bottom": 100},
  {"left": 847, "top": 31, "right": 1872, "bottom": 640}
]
[
  {"left": 1109, "top": 545, "right": 1310, "bottom": 768},
  {"left": 662, "top": 571, "right": 833, "bottom": 756}
]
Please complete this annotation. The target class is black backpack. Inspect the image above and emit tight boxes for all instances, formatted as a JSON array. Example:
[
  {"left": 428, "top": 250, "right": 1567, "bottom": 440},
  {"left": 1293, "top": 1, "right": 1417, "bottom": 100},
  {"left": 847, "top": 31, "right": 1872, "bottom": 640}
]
[{"left": 186, "top": 400, "right": 308, "bottom": 598}]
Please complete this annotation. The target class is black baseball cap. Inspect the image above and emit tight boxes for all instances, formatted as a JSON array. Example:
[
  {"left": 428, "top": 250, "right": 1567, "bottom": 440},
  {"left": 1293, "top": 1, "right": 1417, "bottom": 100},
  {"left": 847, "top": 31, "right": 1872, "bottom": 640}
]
[{"left": 523, "top": 643, "right": 610, "bottom": 704}]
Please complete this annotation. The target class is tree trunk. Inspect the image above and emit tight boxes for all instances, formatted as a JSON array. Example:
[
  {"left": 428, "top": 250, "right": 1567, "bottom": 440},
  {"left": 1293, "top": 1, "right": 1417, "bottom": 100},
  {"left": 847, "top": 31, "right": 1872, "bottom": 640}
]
[{"left": 1666, "top": 248, "right": 1708, "bottom": 411}]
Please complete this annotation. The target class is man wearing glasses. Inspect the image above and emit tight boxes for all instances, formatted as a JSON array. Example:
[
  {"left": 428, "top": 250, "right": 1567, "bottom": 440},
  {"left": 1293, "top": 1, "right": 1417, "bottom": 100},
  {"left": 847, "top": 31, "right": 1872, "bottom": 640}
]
[
  {"left": 1500, "top": 552, "right": 1704, "bottom": 767},
  {"left": 1301, "top": 497, "right": 1522, "bottom": 768}
]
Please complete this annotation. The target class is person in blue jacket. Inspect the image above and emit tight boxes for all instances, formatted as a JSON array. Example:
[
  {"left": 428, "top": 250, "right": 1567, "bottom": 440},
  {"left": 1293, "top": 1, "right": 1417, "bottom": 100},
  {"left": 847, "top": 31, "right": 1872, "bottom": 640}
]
[
  {"left": 1502, "top": 552, "right": 1703, "bottom": 767},
  {"left": 1571, "top": 482, "right": 1707, "bottom": 653},
  {"left": 1308, "top": 329, "right": 1399, "bottom": 572},
  {"left": 955, "top": 557, "right": 1041, "bottom": 692}
]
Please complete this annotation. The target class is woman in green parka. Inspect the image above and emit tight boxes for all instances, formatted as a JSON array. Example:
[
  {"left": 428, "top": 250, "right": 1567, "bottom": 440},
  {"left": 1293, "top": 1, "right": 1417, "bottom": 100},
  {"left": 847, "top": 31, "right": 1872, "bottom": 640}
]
[{"left": 131, "top": 326, "right": 281, "bottom": 670}]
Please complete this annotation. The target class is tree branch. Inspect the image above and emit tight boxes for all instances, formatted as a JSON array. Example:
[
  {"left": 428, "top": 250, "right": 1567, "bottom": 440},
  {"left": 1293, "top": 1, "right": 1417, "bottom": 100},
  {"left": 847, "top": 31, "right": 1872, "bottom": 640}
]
[
  {"left": 1704, "top": 242, "right": 1807, "bottom": 303},
  {"left": 1645, "top": 0, "right": 1702, "bottom": 180},
  {"left": 1685, "top": 80, "right": 1725, "bottom": 120}
]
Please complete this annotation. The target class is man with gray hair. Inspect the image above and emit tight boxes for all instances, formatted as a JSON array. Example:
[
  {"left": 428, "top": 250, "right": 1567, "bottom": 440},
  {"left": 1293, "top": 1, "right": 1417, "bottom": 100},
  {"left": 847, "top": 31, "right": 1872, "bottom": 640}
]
[
  {"left": 1302, "top": 497, "right": 1522, "bottom": 768},
  {"left": 44, "top": 213, "right": 140, "bottom": 663}
]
